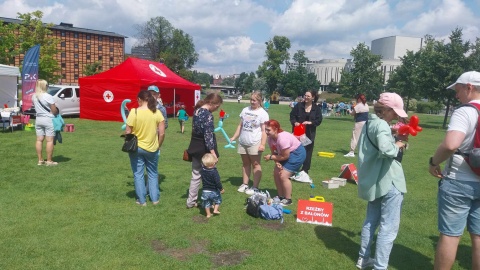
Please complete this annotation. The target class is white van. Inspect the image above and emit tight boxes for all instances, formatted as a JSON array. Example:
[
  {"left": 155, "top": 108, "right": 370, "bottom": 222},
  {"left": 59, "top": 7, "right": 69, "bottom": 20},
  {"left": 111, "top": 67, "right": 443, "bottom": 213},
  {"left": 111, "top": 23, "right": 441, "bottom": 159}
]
[
  {"left": 48, "top": 85, "right": 80, "bottom": 116},
  {"left": 24, "top": 85, "right": 80, "bottom": 116}
]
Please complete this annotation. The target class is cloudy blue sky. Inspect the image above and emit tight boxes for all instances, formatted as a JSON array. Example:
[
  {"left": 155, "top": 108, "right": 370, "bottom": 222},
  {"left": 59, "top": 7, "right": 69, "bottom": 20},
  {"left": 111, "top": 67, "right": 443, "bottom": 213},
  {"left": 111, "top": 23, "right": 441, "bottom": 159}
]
[{"left": 1, "top": 0, "right": 479, "bottom": 76}]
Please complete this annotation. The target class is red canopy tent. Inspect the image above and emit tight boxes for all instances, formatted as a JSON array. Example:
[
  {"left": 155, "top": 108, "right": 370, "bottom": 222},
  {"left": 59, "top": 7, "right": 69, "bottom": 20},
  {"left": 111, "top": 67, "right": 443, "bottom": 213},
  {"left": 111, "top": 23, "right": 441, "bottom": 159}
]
[{"left": 79, "top": 57, "right": 201, "bottom": 122}]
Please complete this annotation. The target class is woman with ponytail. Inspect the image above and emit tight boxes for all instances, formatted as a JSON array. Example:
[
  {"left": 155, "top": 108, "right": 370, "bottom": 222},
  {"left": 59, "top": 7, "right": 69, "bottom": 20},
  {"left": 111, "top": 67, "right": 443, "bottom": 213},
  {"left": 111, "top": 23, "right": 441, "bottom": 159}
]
[
  {"left": 186, "top": 93, "right": 223, "bottom": 208},
  {"left": 125, "top": 90, "right": 165, "bottom": 206},
  {"left": 344, "top": 93, "right": 369, "bottom": 157}
]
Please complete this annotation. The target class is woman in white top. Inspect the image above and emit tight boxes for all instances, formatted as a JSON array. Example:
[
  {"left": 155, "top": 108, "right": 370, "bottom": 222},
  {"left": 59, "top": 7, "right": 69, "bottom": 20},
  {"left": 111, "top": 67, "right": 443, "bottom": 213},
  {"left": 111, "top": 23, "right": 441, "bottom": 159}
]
[
  {"left": 230, "top": 91, "right": 269, "bottom": 195},
  {"left": 32, "top": 79, "right": 59, "bottom": 166},
  {"left": 345, "top": 93, "right": 370, "bottom": 157}
]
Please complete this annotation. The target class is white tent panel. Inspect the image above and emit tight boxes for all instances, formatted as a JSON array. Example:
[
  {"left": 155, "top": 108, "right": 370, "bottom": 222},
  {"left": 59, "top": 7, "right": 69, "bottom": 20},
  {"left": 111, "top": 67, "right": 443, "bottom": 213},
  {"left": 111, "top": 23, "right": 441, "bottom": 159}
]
[{"left": 0, "top": 64, "right": 20, "bottom": 108}]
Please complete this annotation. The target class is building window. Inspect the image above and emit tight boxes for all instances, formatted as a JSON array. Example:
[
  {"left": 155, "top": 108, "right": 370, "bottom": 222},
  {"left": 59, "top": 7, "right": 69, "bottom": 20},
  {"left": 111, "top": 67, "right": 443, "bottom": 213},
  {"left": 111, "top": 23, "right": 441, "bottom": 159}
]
[
  {"left": 74, "top": 53, "right": 79, "bottom": 58},
  {"left": 86, "top": 45, "right": 90, "bottom": 50},
  {"left": 110, "top": 56, "right": 114, "bottom": 62},
  {"left": 74, "top": 43, "right": 78, "bottom": 48},
  {"left": 98, "top": 55, "right": 103, "bottom": 60},
  {"left": 74, "top": 33, "right": 78, "bottom": 38},
  {"left": 74, "top": 74, "right": 79, "bottom": 79},
  {"left": 61, "top": 63, "right": 66, "bottom": 68},
  {"left": 61, "top": 52, "right": 66, "bottom": 58},
  {"left": 109, "top": 47, "right": 114, "bottom": 52},
  {"left": 99, "top": 66, "right": 103, "bottom": 71},
  {"left": 86, "top": 55, "right": 91, "bottom": 60},
  {"left": 109, "top": 37, "right": 114, "bottom": 42},
  {"left": 98, "top": 36, "right": 103, "bottom": 41},
  {"left": 74, "top": 63, "right": 79, "bottom": 69},
  {"left": 61, "top": 31, "right": 66, "bottom": 37},
  {"left": 86, "top": 34, "right": 91, "bottom": 40},
  {"left": 98, "top": 45, "right": 102, "bottom": 51},
  {"left": 62, "top": 74, "right": 66, "bottom": 79},
  {"left": 61, "top": 42, "right": 66, "bottom": 47}
]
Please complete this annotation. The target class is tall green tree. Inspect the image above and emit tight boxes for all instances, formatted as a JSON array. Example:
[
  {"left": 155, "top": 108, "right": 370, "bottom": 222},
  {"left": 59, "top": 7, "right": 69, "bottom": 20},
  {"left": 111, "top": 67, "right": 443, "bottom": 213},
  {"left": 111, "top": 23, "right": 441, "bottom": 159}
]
[
  {"left": 134, "top": 17, "right": 173, "bottom": 60},
  {"left": 134, "top": 17, "right": 198, "bottom": 76},
  {"left": 83, "top": 61, "right": 103, "bottom": 76},
  {"left": 15, "top": 11, "right": 60, "bottom": 83},
  {"left": 252, "top": 77, "right": 267, "bottom": 93},
  {"left": 160, "top": 29, "right": 198, "bottom": 73},
  {"left": 257, "top": 36, "right": 291, "bottom": 94},
  {"left": 339, "top": 42, "right": 383, "bottom": 100},
  {"left": 243, "top": 72, "right": 256, "bottom": 92},
  {"left": 234, "top": 72, "right": 248, "bottom": 90},
  {"left": 0, "top": 20, "right": 17, "bottom": 65},
  {"left": 387, "top": 50, "right": 421, "bottom": 110},
  {"left": 467, "top": 37, "right": 480, "bottom": 70},
  {"left": 416, "top": 29, "right": 470, "bottom": 127},
  {"left": 283, "top": 50, "right": 319, "bottom": 97}
]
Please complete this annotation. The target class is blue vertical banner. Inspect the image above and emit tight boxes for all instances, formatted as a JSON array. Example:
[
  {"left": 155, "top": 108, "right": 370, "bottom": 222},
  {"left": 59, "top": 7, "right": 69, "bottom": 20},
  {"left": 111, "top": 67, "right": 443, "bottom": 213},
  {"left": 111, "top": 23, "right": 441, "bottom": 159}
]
[{"left": 21, "top": 44, "right": 40, "bottom": 111}]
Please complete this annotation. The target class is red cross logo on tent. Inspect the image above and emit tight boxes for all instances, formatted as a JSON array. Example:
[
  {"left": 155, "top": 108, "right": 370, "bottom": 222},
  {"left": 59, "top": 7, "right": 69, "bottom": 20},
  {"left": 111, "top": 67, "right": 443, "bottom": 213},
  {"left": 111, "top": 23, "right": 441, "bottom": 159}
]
[{"left": 103, "top": 90, "right": 114, "bottom": 103}]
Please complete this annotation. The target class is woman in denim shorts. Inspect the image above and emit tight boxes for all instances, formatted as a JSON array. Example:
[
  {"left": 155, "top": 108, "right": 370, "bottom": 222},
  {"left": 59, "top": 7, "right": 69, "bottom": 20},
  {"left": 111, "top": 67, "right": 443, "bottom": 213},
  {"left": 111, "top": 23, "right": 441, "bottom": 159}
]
[
  {"left": 32, "top": 79, "right": 59, "bottom": 166},
  {"left": 263, "top": 119, "right": 305, "bottom": 206}
]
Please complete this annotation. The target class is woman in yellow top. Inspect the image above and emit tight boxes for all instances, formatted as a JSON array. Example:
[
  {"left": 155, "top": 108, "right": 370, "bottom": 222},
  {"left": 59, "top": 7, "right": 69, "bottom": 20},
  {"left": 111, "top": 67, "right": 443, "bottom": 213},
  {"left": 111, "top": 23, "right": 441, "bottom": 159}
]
[{"left": 126, "top": 90, "right": 165, "bottom": 206}]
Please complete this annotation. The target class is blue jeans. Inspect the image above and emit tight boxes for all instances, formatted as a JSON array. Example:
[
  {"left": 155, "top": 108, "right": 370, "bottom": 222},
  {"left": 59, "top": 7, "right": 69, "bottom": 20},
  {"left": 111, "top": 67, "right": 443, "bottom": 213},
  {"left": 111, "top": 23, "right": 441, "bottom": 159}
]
[
  {"left": 129, "top": 147, "right": 160, "bottom": 204},
  {"left": 359, "top": 184, "right": 404, "bottom": 270}
]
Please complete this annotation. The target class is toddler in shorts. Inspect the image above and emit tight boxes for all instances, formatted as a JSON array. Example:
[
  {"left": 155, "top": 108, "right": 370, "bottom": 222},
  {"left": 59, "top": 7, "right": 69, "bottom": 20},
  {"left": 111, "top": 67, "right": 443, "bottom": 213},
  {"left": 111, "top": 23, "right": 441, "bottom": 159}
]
[{"left": 200, "top": 153, "right": 225, "bottom": 218}]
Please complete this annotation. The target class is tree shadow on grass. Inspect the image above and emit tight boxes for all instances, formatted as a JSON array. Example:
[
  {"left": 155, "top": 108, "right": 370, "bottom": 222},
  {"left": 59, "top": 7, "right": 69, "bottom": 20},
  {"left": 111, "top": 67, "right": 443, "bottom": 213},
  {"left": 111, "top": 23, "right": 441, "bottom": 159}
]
[
  {"left": 314, "top": 226, "right": 432, "bottom": 269},
  {"left": 429, "top": 235, "right": 472, "bottom": 269}
]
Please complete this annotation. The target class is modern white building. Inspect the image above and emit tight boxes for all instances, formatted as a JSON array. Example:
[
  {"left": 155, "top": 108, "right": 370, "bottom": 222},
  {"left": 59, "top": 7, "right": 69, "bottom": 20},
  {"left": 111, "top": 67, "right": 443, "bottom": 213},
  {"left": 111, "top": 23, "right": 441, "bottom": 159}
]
[{"left": 302, "top": 35, "right": 423, "bottom": 89}]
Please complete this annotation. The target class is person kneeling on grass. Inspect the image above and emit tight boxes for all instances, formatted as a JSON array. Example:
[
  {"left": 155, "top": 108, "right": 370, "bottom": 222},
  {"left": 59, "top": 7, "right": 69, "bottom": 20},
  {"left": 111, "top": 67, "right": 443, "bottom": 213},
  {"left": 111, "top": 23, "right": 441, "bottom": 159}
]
[
  {"left": 200, "top": 153, "right": 224, "bottom": 218},
  {"left": 263, "top": 119, "right": 306, "bottom": 207}
]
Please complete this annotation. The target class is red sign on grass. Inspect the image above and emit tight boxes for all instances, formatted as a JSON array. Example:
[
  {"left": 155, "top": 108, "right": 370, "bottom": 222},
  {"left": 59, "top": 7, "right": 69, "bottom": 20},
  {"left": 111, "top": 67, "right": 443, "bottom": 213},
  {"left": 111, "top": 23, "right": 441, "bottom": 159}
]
[
  {"left": 296, "top": 199, "right": 333, "bottom": 226},
  {"left": 340, "top": 163, "right": 358, "bottom": 184}
]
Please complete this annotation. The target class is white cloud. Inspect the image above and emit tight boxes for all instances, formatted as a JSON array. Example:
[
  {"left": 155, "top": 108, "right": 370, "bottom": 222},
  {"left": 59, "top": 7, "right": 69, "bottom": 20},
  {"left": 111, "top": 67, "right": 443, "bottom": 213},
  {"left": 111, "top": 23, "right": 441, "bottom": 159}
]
[{"left": 0, "top": 0, "right": 479, "bottom": 77}]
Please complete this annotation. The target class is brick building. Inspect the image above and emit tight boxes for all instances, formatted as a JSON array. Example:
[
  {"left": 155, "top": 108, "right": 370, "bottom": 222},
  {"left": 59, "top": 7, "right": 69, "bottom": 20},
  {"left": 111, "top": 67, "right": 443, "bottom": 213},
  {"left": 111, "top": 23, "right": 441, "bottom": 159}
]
[{"left": 1, "top": 17, "right": 127, "bottom": 85}]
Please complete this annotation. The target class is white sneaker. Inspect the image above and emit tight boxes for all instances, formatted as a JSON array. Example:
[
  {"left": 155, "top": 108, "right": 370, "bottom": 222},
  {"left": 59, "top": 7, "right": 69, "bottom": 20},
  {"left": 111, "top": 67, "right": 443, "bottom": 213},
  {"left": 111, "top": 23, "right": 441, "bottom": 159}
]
[
  {"left": 245, "top": 187, "right": 258, "bottom": 195},
  {"left": 356, "top": 257, "right": 375, "bottom": 269},
  {"left": 237, "top": 184, "right": 249, "bottom": 193},
  {"left": 344, "top": 152, "right": 355, "bottom": 157},
  {"left": 290, "top": 171, "right": 304, "bottom": 180}
]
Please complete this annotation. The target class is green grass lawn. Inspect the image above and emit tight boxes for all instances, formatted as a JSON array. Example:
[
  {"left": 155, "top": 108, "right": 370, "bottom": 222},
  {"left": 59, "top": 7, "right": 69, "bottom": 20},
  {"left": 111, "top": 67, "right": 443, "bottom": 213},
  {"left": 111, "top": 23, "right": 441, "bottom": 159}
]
[{"left": 0, "top": 102, "right": 473, "bottom": 269}]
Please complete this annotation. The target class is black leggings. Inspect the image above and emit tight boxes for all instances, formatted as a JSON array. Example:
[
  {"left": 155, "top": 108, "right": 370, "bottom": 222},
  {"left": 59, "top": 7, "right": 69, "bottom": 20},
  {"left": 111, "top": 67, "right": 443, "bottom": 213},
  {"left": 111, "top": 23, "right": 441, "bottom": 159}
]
[{"left": 302, "top": 139, "right": 315, "bottom": 173}]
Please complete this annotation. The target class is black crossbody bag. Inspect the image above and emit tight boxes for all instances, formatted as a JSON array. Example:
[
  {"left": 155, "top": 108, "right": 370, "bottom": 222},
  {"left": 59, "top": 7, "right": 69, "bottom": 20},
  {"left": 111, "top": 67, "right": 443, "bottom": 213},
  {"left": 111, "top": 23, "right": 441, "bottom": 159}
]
[
  {"left": 122, "top": 109, "right": 138, "bottom": 152},
  {"left": 365, "top": 121, "right": 403, "bottom": 163}
]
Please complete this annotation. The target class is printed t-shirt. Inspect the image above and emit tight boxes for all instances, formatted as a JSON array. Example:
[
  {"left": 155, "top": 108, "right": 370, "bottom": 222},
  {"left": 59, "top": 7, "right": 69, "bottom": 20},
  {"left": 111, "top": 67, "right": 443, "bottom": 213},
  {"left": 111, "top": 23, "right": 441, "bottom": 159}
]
[{"left": 238, "top": 106, "right": 269, "bottom": 146}]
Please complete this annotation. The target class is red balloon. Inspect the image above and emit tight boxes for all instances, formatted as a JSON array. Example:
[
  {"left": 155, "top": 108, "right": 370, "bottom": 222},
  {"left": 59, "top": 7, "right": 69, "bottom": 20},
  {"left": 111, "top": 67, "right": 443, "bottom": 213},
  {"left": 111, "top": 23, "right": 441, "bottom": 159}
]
[
  {"left": 398, "top": 125, "right": 410, "bottom": 135},
  {"left": 409, "top": 126, "right": 418, "bottom": 136},
  {"left": 410, "top": 115, "right": 419, "bottom": 128}
]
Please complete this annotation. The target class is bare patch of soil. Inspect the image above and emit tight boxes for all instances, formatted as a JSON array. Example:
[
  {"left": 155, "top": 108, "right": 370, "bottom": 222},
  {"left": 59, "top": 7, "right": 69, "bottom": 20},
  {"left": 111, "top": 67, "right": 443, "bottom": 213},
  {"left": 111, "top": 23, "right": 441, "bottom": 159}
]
[
  {"left": 211, "top": 250, "right": 251, "bottom": 268},
  {"left": 192, "top": 215, "right": 209, "bottom": 224},
  {"left": 239, "top": 224, "right": 251, "bottom": 231},
  {"left": 151, "top": 239, "right": 209, "bottom": 261},
  {"left": 261, "top": 222, "right": 285, "bottom": 231}
]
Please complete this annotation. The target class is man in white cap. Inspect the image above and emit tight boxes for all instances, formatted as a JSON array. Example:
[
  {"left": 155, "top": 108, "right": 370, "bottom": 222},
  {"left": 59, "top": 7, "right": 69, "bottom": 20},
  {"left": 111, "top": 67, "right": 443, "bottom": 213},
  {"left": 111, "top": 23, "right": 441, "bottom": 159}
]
[
  {"left": 148, "top": 85, "right": 168, "bottom": 129},
  {"left": 429, "top": 71, "right": 480, "bottom": 270}
]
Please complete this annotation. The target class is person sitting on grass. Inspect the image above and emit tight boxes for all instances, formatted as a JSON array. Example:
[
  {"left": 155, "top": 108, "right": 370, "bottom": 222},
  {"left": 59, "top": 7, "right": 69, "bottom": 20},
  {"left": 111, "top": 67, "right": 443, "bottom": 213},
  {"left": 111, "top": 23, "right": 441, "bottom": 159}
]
[{"left": 200, "top": 153, "right": 224, "bottom": 218}]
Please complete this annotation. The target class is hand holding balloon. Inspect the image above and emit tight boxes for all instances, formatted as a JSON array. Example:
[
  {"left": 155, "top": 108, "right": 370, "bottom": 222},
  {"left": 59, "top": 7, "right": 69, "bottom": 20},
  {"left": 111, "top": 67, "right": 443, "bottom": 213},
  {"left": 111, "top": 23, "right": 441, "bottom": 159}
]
[{"left": 398, "top": 115, "right": 423, "bottom": 136}]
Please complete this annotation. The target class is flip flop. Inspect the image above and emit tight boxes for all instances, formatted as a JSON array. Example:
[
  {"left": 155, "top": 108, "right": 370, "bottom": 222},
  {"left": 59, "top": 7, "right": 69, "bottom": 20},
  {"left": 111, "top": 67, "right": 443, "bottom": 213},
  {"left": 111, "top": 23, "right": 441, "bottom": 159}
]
[{"left": 37, "top": 160, "right": 45, "bottom": 166}]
